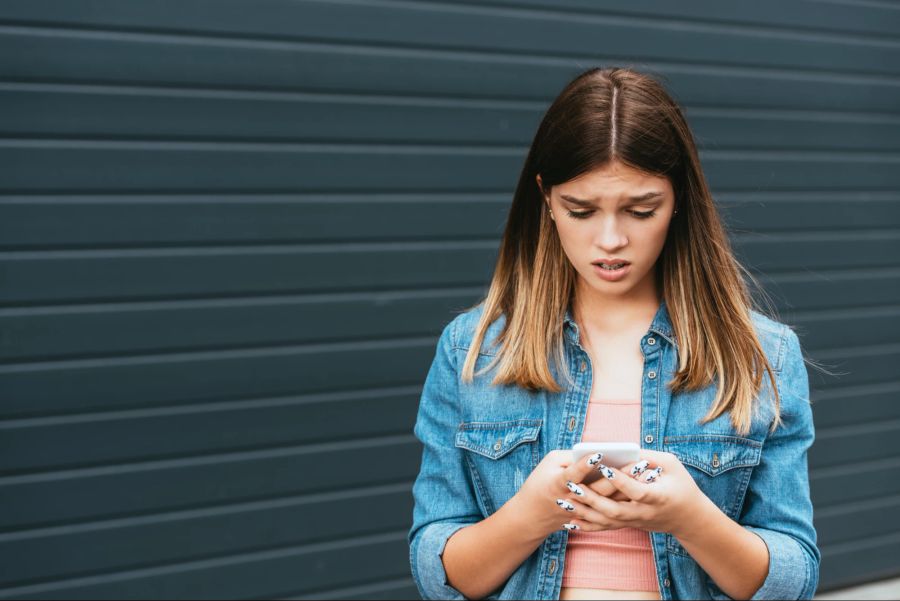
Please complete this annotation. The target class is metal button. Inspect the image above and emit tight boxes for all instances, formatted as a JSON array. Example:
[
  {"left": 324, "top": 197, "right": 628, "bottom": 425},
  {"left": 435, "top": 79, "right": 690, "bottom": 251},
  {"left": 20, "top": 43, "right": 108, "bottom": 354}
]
[
  {"left": 548, "top": 558, "right": 557, "bottom": 575},
  {"left": 648, "top": 337, "right": 656, "bottom": 345},
  {"left": 648, "top": 370, "right": 656, "bottom": 379},
  {"left": 644, "top": 434, "right": 654, "bottom": 444},
  {"left": 493, "top": 439, "right": 502, "bottom": 451},
  {"left": 664, "top": 578, "right": 670, "bottom": 588},
  {"left": 568, "top": 416, "right": 576, "bottom": 431},
  {"left": 580, "top": 360, "right": 587, "bottom": 372}
]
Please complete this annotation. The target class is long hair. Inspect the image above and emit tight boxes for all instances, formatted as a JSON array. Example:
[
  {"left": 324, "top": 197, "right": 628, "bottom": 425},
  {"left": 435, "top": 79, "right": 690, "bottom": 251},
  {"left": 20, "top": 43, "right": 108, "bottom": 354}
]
[{"left": 459, "top": 66, "right": 799, "bottom": 436}]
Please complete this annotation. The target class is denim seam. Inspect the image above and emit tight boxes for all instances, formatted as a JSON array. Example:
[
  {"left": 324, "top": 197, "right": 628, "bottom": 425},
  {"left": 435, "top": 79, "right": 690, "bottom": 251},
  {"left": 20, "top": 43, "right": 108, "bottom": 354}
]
[
  {"left": 663, "top": 434, "right": 762, "bottom": 448},
  {"left": 458, "top": 419, "right": 542, "bottom": 430},
  {"left": 727, "top": 462, "right": 755, "bottom": 519},
  {"left": 409, "top": 529, "right": 421, "bottom": 597},
  {"left": 452, "top": 345, "right": 495, "bottom": 357},
  {"left": 680, "top": 456, "right": 761, "bottom": 478},
  {"left": 461, "top": 450, "right": 495, "bottom": 517},
  {"left": 775, "top": 325, "right": 790, "bottom": 375},
  {"left": 801, "top": 538, "right": 812, "bottom": 600}
]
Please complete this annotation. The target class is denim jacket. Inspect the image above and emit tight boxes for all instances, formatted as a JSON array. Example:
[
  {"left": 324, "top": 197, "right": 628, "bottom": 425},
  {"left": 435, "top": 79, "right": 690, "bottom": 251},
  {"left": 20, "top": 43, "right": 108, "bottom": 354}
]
[{"left": 408, "top": 299, "right": 820, "bottom": 600}]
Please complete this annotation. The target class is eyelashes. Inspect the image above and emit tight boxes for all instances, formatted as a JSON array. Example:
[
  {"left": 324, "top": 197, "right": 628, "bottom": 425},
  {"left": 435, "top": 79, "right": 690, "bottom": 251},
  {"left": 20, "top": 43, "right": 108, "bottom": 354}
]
[{"left": 566, "top": 210, "right": 657, "bottom": 220}]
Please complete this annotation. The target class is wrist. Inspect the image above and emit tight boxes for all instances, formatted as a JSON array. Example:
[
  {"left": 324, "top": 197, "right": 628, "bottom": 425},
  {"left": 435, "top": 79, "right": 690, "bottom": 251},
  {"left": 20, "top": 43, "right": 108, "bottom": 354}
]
[
  {"left": 671, "top": 492, "right": 720, "bottom": 542},
  {"left": 506, "top": 492, "right": 555, "bottom": 544}
]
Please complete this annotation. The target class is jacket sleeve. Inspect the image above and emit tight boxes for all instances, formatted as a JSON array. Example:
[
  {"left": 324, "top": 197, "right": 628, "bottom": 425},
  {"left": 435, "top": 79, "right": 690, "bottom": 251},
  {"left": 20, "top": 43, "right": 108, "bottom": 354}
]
[
  {"left": 727, "top": 326, "right": 821, "bottom": 599},
  {"left": 407, "top": 315, "right": 486, "bottom": 600}
]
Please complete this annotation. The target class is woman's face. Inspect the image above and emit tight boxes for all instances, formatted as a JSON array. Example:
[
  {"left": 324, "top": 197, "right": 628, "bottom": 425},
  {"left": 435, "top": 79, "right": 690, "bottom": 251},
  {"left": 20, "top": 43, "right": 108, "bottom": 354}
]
[{"left": 537, "top": 161, "right": 676, "bottom": 300}]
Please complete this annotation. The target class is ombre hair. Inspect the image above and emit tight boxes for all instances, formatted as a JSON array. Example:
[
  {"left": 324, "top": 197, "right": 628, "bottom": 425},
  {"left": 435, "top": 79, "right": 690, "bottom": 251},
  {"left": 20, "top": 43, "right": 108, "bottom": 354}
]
[{"left": 459, "top": 66, "right": 810, "bottom": 436}]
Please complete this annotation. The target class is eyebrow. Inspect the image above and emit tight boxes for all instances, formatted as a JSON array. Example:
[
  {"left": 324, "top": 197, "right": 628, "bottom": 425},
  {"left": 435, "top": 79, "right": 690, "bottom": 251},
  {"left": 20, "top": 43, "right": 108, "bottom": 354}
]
[{"left": 560, "top": 191, "right": 665, "bottom": 207}]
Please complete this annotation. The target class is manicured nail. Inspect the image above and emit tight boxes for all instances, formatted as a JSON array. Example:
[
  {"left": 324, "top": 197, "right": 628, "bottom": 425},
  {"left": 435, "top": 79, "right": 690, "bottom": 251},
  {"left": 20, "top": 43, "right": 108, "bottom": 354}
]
[
  {"left": 586, "top": 452, "right": 603, "bottom": 466},
  {"left": 563, "top": 523, "right": 579, "bottom": 530},
  {"left": 599, "top": 464, "right": 614, "bottom": 479},
  {"left": 556, "top": 499, "right": 575, "bottom": 512},
  {"left": 566, "top": 481, "right": 585, "bottom": 496},
  {"left": 631, "top": 460, "right": 650, "bottom": 476},
  {"left": 645, "top": 468, "right": 661, "bottom": 483}
]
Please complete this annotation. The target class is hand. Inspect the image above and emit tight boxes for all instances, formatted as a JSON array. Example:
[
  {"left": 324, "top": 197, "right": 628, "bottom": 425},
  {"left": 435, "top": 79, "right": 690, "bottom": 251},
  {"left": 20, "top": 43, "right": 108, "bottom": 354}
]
[
  {"left": 552, "top": 449, "right": 710, "bottom": 536},
  {"left": 514, "top": 449, "right": 631, "bottom": 539}
]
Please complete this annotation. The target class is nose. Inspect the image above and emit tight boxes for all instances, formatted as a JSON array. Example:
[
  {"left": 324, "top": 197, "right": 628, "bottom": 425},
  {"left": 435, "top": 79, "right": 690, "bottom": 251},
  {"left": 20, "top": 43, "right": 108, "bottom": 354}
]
[{"left": 592, "top": 215, "right": 628, "bottom": 250}]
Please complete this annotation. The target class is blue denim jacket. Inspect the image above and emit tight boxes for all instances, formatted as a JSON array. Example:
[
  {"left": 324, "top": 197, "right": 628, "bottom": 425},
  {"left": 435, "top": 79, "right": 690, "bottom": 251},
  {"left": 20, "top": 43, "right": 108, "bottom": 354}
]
[{"left": 408, "top": 299, "right": 820, "bottom": 600}]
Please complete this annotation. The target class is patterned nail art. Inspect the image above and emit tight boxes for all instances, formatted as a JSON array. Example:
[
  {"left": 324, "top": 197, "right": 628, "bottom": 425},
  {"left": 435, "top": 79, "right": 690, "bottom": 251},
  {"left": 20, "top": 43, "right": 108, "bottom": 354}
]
[
  {"left": 556, "top": 499, "right": 576, "bottom": 512},
  {"left": 645, "top": 467, "right": 662, "bottom": 483},
  {"left": 631, "top": 460, "right": 650, "bottom": 477},
  {"left": 599, "top": 464, "right": 615, "bottom": 479},
  {"left": 586, "top": 452, "right": 604, "bottom": 466},
  {"left": 563, "top": 523, "right": 579, "bottom": 530},
  {"left": 566, "top": 481, "right": 585, "bottom": 496}
]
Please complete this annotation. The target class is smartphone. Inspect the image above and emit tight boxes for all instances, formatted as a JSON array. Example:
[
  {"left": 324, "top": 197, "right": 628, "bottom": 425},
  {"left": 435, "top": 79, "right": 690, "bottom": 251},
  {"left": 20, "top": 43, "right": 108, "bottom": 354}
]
[{"left": 571, "top": 442, "right": 640, "bottom": 484}]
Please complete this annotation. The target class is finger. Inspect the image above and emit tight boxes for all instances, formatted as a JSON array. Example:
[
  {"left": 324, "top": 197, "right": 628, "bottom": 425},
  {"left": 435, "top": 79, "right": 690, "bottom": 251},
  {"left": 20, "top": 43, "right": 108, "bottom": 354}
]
[
  {"left": 643, "top": 466, "right": 663, "bottom": 483},
  {"left": 586, "top": 477, "right": 612, "bottom": 494},
  {"left": 585, "top": 471, "right": 616, "bottom": 494},
  {"left": 560, "top": 517, "right": 616, "bottom": 533},
  {"left": 562, "top": 450, "right": 608, "bottom": 491},
  {"left": 627, "top": 459, "right": 651, "bottom": 479},
  {"left": 565, "top": 480, "right": 587, "bottom": 498},
  {"left": 557, "top": 495, "right": 634, "bottom": 529},
  {"left": 586, "top": 478, "right": 630, "bottom": 501},
  {"left": 598, "top": 463, "right": 656, "bottom": 502},
  {"left": 560, "top": 474, "right": 644, "bottom": 524}
]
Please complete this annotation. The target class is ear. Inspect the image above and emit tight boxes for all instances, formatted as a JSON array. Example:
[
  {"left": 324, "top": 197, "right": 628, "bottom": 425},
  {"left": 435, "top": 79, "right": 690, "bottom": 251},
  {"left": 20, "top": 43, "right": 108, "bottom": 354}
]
[{"left": 535, "top": 174, "right": 549, "bottom": 203}]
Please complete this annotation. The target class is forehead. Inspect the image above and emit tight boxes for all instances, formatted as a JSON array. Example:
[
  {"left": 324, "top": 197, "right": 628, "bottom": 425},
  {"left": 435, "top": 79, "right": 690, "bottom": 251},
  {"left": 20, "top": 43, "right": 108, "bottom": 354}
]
[{"left": 557, "top": 163, "right": 671, "bottom": 200}]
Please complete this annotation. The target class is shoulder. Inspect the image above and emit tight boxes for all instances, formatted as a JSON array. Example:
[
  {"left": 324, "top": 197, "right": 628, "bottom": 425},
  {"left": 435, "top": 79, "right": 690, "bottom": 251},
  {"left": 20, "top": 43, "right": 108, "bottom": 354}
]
[
  {"left": 447, "top": 302, "right": 507, "bottom": 357},
  {"left": 748, "top": 308, "right": 795, "bottom": 375},
  {"left": 748, "top": 309, "right": 812, "bottom": 429}
]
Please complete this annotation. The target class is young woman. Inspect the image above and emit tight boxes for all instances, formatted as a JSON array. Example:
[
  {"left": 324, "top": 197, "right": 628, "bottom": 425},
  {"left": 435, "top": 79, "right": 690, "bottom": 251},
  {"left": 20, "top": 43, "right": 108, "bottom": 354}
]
[{"left": 407, "top": 67, "right": 820, "bottom": 600}]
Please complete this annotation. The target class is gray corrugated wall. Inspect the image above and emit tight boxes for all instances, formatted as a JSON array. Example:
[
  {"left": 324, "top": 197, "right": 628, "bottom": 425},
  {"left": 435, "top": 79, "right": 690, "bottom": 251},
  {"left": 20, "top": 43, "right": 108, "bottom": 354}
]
[{"left": 0, "top": 0, "right": 898, "bottom": 597}]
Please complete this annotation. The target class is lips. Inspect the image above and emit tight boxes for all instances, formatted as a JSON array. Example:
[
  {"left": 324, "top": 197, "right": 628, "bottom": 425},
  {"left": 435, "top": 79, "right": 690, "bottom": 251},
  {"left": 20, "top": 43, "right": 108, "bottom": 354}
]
[{"left": 592, "top": 258, "right": 631, "bottom": 266}]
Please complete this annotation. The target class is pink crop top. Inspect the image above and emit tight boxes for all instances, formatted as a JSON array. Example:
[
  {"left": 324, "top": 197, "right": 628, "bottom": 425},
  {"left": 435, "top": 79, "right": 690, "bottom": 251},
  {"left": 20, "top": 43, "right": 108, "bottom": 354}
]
[{"left": 561, "top": 397, "right": 660, "bottom": 592}]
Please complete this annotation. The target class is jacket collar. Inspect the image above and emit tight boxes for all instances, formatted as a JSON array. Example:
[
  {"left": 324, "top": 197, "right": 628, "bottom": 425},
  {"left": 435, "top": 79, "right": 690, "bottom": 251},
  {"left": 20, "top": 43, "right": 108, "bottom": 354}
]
[{"left": 563, "top": 298, "right": 677, "bottom": 349}]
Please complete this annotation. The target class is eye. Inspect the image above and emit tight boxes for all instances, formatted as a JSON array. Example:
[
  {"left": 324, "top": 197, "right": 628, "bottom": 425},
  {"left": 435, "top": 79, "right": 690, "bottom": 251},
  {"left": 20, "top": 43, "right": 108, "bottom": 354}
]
[{"left": 565, "top": 209, "right": 657, "bottom": 220}]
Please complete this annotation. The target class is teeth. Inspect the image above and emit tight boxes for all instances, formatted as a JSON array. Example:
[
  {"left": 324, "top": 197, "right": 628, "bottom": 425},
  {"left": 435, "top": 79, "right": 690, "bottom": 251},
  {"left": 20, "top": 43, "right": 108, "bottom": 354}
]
[{"left": 598, "top": 263, "right": 625, "bottom": 270}]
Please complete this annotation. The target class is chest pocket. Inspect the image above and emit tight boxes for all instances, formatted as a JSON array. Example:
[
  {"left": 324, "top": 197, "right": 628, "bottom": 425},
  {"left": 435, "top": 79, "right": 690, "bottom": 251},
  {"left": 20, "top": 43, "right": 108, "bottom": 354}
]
[
  {"left": 663, "top": 434, "right": 762, "bottom": 558},
  {"left": 455, "top": 419, "right": 542, "bottom": 517}
]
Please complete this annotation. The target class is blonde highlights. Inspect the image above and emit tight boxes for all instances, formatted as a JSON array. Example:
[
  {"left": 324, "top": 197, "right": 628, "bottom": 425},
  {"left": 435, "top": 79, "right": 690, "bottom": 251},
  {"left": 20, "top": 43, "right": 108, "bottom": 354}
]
[{"left": 459, "top": 67, "right": 791, "bottom": 436}]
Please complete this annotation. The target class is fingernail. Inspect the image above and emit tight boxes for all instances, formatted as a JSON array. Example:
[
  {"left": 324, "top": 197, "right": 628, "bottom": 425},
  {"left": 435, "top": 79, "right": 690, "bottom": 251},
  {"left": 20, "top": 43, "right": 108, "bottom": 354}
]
[
  {"left": 631, "top": 460, "right": 650, "bottom": 476},
  {"left": 599, "top": 464, "right": 614, "bottom": 479},
  {"left": 563, "top": 523, "right": 579, "bottom": 530},
  {"left": 645, "top": 468, "right": 661, "bottom": 483},
  {"left": 566, "top": 481, "right": 585, "bottom": 496},
  {"left": 586, "top": 452, "right": 603, "bottom": 466},
  {"left": 556, "top": 499, "right": 575, "bottom": 511}
]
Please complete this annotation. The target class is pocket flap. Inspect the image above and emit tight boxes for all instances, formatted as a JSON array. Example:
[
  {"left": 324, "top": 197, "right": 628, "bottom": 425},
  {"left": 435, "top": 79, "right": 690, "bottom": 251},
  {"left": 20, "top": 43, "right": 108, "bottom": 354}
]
[
  {"left": 455, "top": 419, "right": 542, "bottom": 460},
  {"left": 663, "top": 434, "right": 762, "bottom": 477}
]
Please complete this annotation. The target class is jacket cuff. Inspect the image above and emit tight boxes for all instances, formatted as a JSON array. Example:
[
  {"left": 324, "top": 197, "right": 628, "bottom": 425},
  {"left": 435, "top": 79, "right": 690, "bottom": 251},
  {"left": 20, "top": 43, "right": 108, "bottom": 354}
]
[
  {"left": 410, "top": 522, "right": 474, "bottom": 600},
  {"left": 744, "top": 526, "right": 816, "bottom": 600}
]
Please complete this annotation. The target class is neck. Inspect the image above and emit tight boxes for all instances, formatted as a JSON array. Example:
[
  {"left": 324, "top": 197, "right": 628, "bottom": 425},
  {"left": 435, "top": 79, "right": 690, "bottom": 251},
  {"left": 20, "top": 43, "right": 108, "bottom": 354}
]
[{"left": 573, "top": 283, "right": 660, "bottom": 337}]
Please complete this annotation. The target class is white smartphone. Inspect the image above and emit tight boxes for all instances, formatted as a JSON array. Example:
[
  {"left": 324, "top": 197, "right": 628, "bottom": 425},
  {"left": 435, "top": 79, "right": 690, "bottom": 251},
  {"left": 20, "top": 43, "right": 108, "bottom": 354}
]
[{"left": 571, "top": 442, "right": 640, "bottom": 484}]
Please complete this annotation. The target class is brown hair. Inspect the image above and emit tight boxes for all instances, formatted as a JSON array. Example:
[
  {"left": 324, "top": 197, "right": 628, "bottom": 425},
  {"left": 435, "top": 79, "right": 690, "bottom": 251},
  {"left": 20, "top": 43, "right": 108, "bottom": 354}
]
[{"left": 459, "top": 66, "right": 806, "bottom": 436}]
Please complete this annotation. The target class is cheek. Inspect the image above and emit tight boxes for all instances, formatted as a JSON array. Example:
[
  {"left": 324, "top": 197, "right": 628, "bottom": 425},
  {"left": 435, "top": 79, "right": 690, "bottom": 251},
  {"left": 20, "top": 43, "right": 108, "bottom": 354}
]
[
  {"left": 649, "top": 222, "right": 672, "bottom": 247},
  {"left": 556, "top": 226, "right": 591, "bottom": 256}
]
